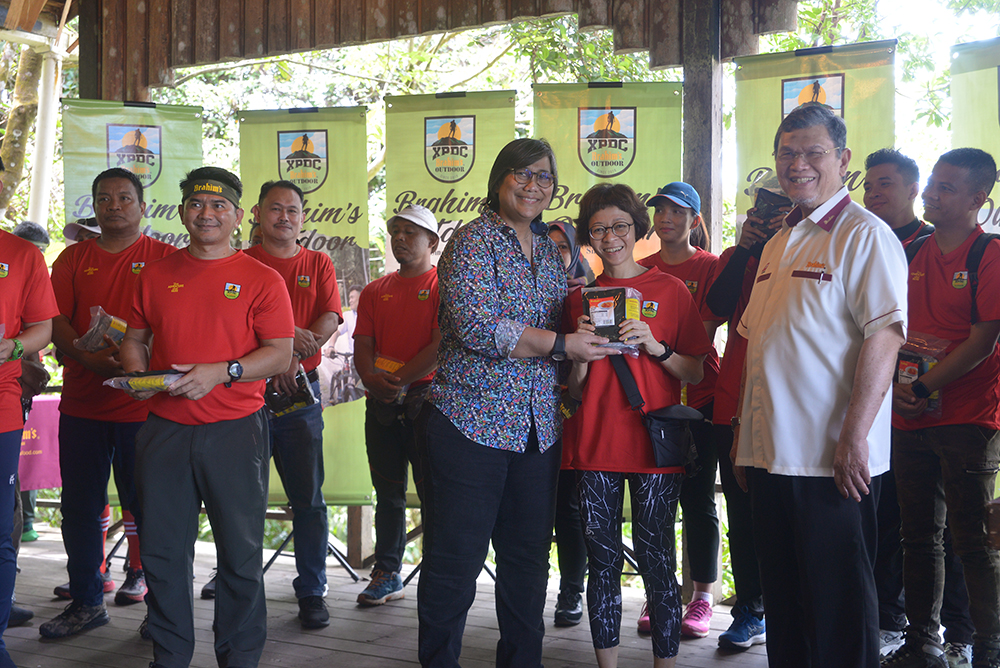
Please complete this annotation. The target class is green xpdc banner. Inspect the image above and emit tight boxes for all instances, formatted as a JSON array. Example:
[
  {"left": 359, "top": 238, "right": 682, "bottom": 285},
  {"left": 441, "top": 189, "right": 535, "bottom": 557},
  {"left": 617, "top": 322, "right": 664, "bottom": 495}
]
[
  {"left": 735, "top": 40, "right": 896, "bottom": 214},
  {"left": 534, "top": 83, "right": 682, "bottom": 264},
  {"left": 385, "top": 91, "right": 516, "bottom": 261},
  {"left": 951, "top": 37, "right": 1000, "bottom": 229},
  {"left": 239, "top": 106, "right": 371, "bottom": 506},
  {"left": 62, "top": 100, "right": 204, "bottom": 246}
]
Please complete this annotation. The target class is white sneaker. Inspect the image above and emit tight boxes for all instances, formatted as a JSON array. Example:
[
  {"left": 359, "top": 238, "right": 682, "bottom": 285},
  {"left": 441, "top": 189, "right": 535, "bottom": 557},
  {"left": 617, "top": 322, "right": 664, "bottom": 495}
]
[
  {"left": 943, "top": 642, "right": 972, "bottom": 667},
  {"left": 880, "top": 629, "right": 905, "bottom": 656}
]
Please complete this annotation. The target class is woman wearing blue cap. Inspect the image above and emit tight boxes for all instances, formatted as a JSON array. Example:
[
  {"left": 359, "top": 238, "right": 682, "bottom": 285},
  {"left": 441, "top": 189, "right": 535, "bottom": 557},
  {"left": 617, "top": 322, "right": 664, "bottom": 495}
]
[{"left": 637, "top": 182, "right": 724, "bottom": 639}]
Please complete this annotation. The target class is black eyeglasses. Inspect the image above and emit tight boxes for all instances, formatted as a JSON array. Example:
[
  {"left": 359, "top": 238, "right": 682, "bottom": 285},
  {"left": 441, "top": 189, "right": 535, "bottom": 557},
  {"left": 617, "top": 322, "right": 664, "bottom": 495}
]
[
  {"left": 589, "top": 222, "right": 634, "bottom": 239},
  {"left": 511, "top": 168, "right": 555, "bottom": 189}
]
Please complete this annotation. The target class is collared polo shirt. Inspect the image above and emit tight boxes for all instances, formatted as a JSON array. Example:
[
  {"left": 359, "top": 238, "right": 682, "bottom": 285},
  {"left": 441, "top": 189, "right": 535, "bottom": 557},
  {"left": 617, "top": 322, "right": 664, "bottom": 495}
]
[{"left": 736, "top": 187, "right": 908, "bottom": 477}]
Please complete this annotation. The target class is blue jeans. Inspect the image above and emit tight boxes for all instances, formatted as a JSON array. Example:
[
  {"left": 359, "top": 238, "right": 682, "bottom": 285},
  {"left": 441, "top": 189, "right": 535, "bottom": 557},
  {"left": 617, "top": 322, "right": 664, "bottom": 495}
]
[
  {"left": 269, "top": 380, "right": 327, "bottom": 599},
  {"left": 58, "top": 414, "right": 143, "bottom": 606},
  {"left": 417, "top": 405, "right": 560, "bottom": 668},
  {"left": 0, "top": 430, "right": 20, "bottom": 668},
  {"left": 894, "top": 424, "right": 1000, "bottom": 650}
]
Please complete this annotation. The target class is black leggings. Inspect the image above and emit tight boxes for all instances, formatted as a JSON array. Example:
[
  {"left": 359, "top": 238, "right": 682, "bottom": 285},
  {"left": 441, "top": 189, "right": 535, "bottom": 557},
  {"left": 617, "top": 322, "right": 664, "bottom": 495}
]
[{"left": 578, "top": 470, "right": 683, "bottom": 659}]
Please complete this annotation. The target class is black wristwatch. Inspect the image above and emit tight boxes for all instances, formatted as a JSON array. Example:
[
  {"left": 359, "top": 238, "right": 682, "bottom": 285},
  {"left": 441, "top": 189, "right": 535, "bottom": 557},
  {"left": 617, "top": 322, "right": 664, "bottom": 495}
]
[
  {"left": 653, "top": 340, "right": 673, "bottom": 362},
  {"left": 551, "top": 333, "right": 567, "bottom": 362},
  {"left": 225, "top": 360, "right": 244, "bottom": 388},
  {"left": 911, "top": 380, "right": 932, "bottom": 399}
]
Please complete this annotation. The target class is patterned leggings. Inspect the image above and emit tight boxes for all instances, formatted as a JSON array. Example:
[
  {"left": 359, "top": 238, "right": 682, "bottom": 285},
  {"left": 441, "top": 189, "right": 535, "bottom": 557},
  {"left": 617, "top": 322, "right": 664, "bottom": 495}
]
[{"left": 578, "top": 470, "right": 683, "bottom": 659}]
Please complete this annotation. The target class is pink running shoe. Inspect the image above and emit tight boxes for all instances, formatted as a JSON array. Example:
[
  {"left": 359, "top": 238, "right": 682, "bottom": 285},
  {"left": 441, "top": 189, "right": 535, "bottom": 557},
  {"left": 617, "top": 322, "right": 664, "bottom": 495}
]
[
  {"left": 680, "top": 599, "right": 712, "bottom": 638},
  {"left": 637, "top": 601, "right": 651, "bottom": 634}
]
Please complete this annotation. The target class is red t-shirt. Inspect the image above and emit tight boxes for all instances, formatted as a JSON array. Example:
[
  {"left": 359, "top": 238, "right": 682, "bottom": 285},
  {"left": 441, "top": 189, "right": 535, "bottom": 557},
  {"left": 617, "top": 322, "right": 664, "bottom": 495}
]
[
  {"left": 894, "top": 227, "right": 1000, "bottom": 430},
  {"left": 638, "top": 248, "right": 722, "bottom": 409},
  {"left": 246, "top": 245, "right": 342, "bottom": 373},
  {"left": 710, "top": 246, "right": 760, "bottom": 425},
  {"left": 129, "top": 250, "right": 294, "bottom": 426},
  {"left": 562, "top": 267, "right": 713, "bottom": 473},
  {"left": 0, "top": 231, "right": 59, "bottom": 431},
  {"left": 50, "top": 235, "right": 175, "bottom": 422},
  {"left": 354, "top": 268, "right": 440, "bottom": 386}
]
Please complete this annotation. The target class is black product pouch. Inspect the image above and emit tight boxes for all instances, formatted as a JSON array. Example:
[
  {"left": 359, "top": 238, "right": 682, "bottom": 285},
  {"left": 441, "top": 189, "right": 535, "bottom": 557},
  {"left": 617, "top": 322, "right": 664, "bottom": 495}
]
[{"left": 643, "top": 404, "right": 703, "bottom": 474}]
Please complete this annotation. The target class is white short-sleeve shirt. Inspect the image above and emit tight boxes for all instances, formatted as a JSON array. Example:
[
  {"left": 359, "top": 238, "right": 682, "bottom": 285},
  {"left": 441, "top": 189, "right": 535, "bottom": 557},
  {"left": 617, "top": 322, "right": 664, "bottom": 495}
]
[{"left": 736, "top": 187, "right": 908, "bottom": 477}]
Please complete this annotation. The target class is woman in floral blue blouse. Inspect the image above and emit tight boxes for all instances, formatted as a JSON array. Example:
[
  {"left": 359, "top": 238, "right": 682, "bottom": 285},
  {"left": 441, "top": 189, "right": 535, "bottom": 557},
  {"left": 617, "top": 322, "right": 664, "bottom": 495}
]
[{"left": 417, "top": 138, "right": 611, "bottom": 668}]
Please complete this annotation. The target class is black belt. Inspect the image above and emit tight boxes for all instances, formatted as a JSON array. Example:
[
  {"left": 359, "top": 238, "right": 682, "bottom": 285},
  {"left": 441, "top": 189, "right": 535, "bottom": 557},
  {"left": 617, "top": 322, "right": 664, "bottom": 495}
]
[{"left": 305, "top": 368, "right": 319, "bottom": 384}]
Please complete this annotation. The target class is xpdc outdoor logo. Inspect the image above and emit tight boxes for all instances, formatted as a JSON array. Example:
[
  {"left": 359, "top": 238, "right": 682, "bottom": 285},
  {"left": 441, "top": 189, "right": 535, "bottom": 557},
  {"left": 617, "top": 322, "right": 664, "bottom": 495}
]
[
  {"left": 279, "top": 131, "right": 328, "bottom": 193},
  {"left": 425, "top": 117, "right": 474, "bottom": 183},
  {"left": 107, "top": 125, "right": 162, "bottom": 186},
  {"left": 578, "top": 108, "right": 636, "bottom": 178}
]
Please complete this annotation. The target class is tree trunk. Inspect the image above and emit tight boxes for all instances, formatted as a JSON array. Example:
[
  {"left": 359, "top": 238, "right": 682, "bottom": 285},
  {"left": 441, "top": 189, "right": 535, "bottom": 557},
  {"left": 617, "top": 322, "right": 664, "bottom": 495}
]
[{"left": 0, "top": 46, "right": 42, "bottom": 218}]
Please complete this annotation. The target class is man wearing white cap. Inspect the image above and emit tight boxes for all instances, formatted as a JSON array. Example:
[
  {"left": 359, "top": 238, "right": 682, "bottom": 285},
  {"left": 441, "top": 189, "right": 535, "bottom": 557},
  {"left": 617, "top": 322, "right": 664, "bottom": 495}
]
[{"left": 354, "top": 204, "right": 441, "bottom": 606}]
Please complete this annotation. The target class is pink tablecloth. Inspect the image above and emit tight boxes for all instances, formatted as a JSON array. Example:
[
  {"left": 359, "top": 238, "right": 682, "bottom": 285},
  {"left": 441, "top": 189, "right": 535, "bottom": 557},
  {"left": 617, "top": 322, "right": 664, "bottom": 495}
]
[{"left": 19, "top": 394, "right": 61, "bottom": 491}]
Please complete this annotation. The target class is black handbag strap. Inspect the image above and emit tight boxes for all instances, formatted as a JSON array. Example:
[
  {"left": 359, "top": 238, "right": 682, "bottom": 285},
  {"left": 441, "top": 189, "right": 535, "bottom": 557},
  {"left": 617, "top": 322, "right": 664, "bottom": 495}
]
[{"left": 609, "top": 354, "right": 646, "bottom": 413}]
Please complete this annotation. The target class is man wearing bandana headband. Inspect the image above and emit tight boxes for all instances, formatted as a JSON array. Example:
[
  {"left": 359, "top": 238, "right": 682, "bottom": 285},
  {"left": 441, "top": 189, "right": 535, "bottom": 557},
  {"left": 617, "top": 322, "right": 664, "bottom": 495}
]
[{"left": 121, "top": 166, "right": 295, "bottom": 668}]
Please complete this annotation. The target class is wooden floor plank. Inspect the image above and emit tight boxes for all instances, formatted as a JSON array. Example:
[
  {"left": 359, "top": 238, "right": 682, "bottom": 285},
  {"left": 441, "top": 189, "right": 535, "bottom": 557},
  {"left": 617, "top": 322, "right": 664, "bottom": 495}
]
[{"left": 6, "top": 526, "right": 768, "bottom": 667}]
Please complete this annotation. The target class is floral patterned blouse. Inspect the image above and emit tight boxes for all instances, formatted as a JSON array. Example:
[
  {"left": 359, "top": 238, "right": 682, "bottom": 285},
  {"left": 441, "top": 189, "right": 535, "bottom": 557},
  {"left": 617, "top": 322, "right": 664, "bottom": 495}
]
[{"left": 429, "top": 208, "right": 567, "bottom": 452}]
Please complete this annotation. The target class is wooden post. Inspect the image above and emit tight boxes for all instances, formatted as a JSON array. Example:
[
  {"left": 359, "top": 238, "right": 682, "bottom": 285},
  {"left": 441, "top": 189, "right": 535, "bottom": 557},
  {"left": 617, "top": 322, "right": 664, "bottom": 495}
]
[
  {"left": 346, "top": 505, "right": 373, "bottom": 569},
  {"left": 682, "top": 0, "right": 724, "bottom": 252}
]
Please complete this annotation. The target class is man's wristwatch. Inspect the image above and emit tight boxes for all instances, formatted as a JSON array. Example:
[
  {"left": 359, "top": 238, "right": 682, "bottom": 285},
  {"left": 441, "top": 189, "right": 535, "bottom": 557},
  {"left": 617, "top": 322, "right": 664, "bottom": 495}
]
[
  {"left": 911, "top": 380, "right": 932, "bottom": 399},
  {"left": 225, "top": 360, "right": 244, "bottom": 388},
  {"left": 7, "top": 338, "right": 23, "bottom": 362},
  {"left": 551, "top": 333, "right": 567, "bottom": 362},
  {"left": 653, "top": 340, "right": 673, "bottom": 362},
  {"left": 731, "top": 416, "right": 741, "bottom": 429}
]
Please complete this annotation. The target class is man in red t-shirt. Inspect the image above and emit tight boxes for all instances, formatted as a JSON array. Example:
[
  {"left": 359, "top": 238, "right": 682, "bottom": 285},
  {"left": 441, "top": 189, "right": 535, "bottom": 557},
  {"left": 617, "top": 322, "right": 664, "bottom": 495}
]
[
  {"left": 121, "top": 167, "right": 294, "bottom": 668},
  {"left": 863, "top": 148, "right": 934, "bottom": 248},
  {"left": 41, "top": 168, "right": 175, "bottom": 640},
  {"left": 353, "top": 204, "right": 440, "bottom": 606},
  {"left": 246, "top": 180, "right": 342, "bottom": 629},
  {"left": 889, "top": 148, "right": 1000, "bottom": 667}
]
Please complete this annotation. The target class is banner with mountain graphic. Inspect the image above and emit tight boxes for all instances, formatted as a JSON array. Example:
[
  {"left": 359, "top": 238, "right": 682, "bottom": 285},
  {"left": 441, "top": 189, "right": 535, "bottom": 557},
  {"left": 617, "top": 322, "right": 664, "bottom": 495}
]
[
  {"left": 951, "top": 37, "right": 1000, "bottom": 230},
  {"left": 533, "top": 83, "right": 682, "bottom": 267},
  {"left": 62, "top": 100, "right": 204, "bottom": 247},
  {"left": 384, "top": 91, "right": 516, "bottom": 265},
  {"left": 734, "top": 40, "right": 896, "bottom": 216}
]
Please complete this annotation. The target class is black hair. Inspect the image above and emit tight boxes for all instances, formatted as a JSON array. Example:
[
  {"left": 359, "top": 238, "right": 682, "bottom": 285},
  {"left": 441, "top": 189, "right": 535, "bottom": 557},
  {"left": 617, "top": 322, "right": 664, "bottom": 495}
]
[
  {"left": 574, "top": 183, "right": 650, "bottom": 247},
  {"left": 258, "top": 180, "right": 305, "bottom": 206},
  {"left": 180, "top": 167, "right": 243, "bottom": 200},
  {"left": 865, "top": 148, "right": 919, "bottom": 185},
  {"left": 12, "top": 220, "right": 49, "bottom": 245},
  {"left": 937, "top": 148, "right": 997, "bottom": 197},
  {"left": 348, "top": 284, "right": 363, "bottom": 295},
  {"left": 773, "top": 103, "right": 847, "bottom": 156},
  {"left": 484, "top": 138, "right": 558, "bottom": 215},
  {"left": 92, "top": 168, "right": 145, "bottom": 203}
]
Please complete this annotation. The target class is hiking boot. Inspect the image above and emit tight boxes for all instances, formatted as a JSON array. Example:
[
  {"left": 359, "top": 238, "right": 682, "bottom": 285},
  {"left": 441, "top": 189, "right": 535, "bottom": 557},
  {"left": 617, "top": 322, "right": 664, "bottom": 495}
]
[
  {"left": 553, "top": 590, "right": 582, "bottom": 627},
  {"left": 53, "top": 571, "right": 114, "bottom": 600},
  {"left": 8, "top": 604, "right": 33, "bottom": 627},
  {"left": 718, "top": 605, "right": 766, "bottom": 650},
  {"left": 200, "top": 569, "right": 217, "bottom": 599},
  {"left": 944, "top": 643, "right": 972, "bottom": 667},
  {"left": 114, "top": 568, "right": 146, "bottom": 605},
  {"left": 357, "top": 570, "right": 404, "bottom": 606},
  {"left": 39, "top": 600, "right": 110, "bottom": 638},
  {"left": 680, "top": 598, "right": 712, "bottom": 638},
  {"left": 298, "top": 596, "right": 330, "bottom": 629},
  {"left": 882, "top": 640, "right": 948, "bottom": 668},
  {"left": 138, "top": 614, "right": 151, "bottom": 640},
  {"left": 637, "top": 601, "right": 651, "bottom": 634}
]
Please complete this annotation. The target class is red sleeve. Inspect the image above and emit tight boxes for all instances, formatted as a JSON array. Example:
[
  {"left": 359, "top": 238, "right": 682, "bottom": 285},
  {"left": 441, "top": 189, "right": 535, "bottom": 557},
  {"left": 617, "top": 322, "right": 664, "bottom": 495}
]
[
  {"left": 697, "top": 254, "right": 724, "bottom": 322},
  {"left": 673, "top": 283, "right": 714, "bottom": 357},
  {"left": 252, "top": 273, "right": 295, "bottom": 340},
  {"left": 315, "top": 254, "right": 343, "bottom": 325},
  {"left": 354, "top": 281, "right": 377, "bottom": 339},
  {"left": 430, "top": 277, "right": 440, "bottom": 330},
  {"left": 50, "top": 247, "right": 76, "bottom": 320},
  {"left": 976, "top": 239, "right": 1000, "bottom": 323},
  {"left": 23, "top": 251, "right": 58, "bottom": 324},
  {"left": 129, "top": 271, "right": 150, "bottom": 331}
]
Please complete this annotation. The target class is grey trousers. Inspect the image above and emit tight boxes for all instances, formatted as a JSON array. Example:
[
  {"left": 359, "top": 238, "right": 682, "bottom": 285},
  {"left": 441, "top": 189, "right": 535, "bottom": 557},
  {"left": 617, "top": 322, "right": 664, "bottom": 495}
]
[{"left": 136, "top": 410, "right": 270, "bottom": 668}]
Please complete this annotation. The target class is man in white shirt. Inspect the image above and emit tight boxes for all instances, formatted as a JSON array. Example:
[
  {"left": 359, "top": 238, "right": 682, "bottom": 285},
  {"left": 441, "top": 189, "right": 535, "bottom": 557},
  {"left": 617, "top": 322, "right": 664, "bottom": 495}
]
[{"left": 732, "top": 104, "right": 908, "bottom": 668}]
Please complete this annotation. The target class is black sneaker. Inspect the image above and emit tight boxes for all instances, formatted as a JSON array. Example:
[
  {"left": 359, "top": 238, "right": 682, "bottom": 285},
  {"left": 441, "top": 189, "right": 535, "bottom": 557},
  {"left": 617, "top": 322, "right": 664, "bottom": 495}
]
[
  {"left": 39, "top": 600, "right": 110, "bottom": 638},
  {"left": 554, "top": 591, "right": 582, "bottom": 627},
  {"left": 298, "top": 596, "right": 330, "bottom": 629},
  {"left": 8, "top": 604, "right": 33, "bottom": 627},
  {"left": 882, "top": 640, "right": 948, "bottom": 668},
  {"left": 138, "top": 614, "right": 152, "bottom": 640},
  {"left": 200, "top": 569, "right": 217, "bottom": 600}
]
